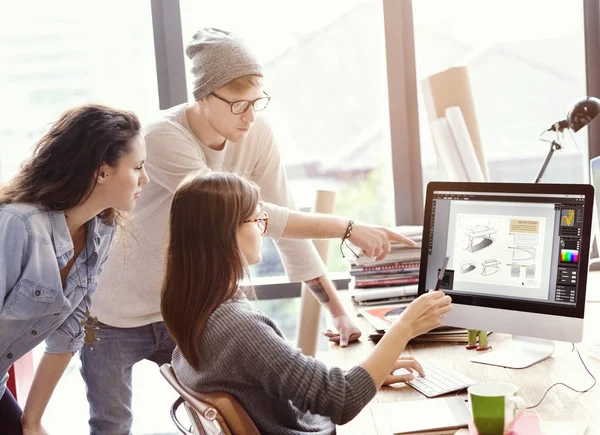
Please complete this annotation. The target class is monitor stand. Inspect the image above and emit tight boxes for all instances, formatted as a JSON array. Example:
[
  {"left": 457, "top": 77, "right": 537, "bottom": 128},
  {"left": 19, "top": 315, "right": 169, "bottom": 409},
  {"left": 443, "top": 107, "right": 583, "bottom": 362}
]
[
  {"left": 471, "top": 335, "right": 555, "bottom": 369},
  {"left": 589, "top": 258, "right": 600, "bottom": 271}
]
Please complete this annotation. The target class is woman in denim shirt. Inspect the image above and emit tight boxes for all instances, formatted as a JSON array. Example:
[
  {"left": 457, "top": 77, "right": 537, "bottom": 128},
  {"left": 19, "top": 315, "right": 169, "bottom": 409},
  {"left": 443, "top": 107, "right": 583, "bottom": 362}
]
[{"left": 0, "top": 104, "right": 149, "bottom": 434}]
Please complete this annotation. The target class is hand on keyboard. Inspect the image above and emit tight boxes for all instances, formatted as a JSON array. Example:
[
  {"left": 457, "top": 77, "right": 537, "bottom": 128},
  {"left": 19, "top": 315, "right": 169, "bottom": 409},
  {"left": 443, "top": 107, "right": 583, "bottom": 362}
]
[
  {"left": 383, "top": 356, "right": 426, "bottom": 386},
  {"left": 393, "top": 361, "right": 476, "bottom": 398}
]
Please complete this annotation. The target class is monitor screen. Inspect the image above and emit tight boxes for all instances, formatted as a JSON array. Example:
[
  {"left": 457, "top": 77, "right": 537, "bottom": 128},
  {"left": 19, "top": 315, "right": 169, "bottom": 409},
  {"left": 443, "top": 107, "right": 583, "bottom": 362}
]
[{"left": 419, "top": 182, "right": 594, "bottom": 319}]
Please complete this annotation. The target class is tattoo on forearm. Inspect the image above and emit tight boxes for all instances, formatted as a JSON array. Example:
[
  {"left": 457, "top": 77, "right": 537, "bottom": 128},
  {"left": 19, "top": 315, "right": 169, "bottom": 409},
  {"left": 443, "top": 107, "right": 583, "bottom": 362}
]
[{"left": 306, "top": 278, "right": 330, "bottom": 303}]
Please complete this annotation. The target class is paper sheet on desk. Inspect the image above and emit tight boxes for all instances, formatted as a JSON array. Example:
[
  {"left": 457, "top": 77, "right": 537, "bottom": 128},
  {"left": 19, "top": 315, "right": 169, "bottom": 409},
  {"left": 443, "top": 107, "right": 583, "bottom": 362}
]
[
  {"left": 371, "top": 397, "right": 469, "bottom": 434},
  {"left": 539, "top": 421, "right": 587, "bottom": 435},
  {"left": 454, "top": 417, "right": 587, "bottom": 435}
]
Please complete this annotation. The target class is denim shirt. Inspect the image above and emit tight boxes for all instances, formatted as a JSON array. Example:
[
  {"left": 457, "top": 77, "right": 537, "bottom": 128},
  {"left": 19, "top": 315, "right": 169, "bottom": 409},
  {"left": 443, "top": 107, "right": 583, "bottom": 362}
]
[{"left": 0, "top": 203, "right": 116, "bottom": 397}]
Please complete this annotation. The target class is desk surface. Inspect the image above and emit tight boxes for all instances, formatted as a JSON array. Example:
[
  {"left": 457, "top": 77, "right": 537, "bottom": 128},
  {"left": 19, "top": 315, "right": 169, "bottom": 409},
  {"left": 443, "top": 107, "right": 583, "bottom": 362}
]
[{"left": 332, "top": 271, "right": 600, "bottom": 434}]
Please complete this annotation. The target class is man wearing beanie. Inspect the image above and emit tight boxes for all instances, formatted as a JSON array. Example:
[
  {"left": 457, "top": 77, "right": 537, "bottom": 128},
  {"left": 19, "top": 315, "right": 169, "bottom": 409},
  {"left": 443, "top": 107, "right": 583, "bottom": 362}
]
[{"left": 80, "top": 28, "right": 395, "bottom": 434}]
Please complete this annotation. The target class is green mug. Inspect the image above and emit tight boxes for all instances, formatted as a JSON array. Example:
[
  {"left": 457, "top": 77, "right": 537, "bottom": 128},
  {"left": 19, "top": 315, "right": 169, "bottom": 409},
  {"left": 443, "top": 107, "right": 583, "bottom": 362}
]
[{"left": 468, "top": 382, "right": 526, "bottom": 435}]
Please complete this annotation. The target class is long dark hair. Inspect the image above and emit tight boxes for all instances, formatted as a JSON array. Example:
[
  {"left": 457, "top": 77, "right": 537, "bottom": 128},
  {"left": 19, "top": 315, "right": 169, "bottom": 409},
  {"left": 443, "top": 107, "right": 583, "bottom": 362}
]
[
  {"left": 0, "top": 104, "right": 141, "bottom": 225},
  {"left": 161, "top": 172, "right": 259, "bottom": 369}
]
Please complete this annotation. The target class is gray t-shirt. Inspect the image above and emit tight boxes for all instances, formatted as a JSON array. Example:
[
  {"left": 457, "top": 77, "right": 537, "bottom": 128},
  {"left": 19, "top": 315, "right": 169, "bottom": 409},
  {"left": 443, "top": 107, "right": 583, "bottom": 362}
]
[{"left": 172, "top": 297, "right": 377, "bottom": 434}]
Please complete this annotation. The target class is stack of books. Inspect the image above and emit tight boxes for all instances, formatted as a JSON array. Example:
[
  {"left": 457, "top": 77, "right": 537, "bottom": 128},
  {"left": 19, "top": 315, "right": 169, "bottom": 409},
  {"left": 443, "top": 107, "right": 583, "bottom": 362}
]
[{"left": 348, "top": 226, "right": 423, "bottom": 305}]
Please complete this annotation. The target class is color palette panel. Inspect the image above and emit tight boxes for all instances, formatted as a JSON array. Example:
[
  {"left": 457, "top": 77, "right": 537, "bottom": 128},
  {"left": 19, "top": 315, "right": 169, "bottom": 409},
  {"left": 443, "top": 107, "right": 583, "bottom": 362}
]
[{"left": 560, "top": 249, "right": 579, "bottom": 263}]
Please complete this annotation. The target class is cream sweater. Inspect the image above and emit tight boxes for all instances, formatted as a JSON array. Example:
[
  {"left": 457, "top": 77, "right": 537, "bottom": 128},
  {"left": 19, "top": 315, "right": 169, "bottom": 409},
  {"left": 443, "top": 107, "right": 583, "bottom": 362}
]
[{"left": 91, "top": 104, "right": 327, "bottom": 327}]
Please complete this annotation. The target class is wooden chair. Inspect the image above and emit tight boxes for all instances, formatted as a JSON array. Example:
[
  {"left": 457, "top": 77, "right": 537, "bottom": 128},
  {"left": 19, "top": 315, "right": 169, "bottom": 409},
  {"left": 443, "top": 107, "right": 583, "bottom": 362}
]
[{"left": 159, "top": 364, "right": 260, "bottom": 435}]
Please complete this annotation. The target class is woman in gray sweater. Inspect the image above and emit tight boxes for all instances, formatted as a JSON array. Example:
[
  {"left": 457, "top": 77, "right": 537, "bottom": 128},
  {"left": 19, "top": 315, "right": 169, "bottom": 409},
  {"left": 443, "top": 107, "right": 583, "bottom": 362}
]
[{"left": 161, "top": 172, "right": 452, "bottom": 434}]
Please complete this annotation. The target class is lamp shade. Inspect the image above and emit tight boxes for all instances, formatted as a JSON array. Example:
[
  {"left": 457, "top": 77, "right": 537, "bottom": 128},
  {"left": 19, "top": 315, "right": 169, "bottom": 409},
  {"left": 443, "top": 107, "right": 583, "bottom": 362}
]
[{"left": 567, "top": 96, "right": 600, "bottom": 132}]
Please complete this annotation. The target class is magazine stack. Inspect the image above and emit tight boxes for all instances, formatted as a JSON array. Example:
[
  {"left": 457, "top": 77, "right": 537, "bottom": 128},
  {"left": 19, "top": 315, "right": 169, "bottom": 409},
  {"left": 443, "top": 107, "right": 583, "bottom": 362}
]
[
  {"left": 348, "top": 225, "right": 423, "bottom": 305},
  {"left": 358, "top": 303, "right": 477, "bottom": 344}
]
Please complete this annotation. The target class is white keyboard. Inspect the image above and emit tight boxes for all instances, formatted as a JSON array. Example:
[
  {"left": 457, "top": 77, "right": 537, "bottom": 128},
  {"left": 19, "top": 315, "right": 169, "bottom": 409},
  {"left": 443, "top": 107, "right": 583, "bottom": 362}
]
[{"left": 395, "top": 361, "right": 476, "bottom": 398}]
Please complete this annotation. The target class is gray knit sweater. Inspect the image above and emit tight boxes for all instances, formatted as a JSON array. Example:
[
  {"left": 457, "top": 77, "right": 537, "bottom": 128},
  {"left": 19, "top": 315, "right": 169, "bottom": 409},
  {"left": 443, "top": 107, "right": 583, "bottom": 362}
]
[{"left": 172, "top": 297, "right": 377, "bottom": 434}]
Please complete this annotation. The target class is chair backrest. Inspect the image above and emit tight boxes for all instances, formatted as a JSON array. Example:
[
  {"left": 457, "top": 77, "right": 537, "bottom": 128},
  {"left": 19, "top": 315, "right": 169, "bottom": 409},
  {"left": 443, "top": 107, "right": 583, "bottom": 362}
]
[{"left": 160, "top": 363, "right": 260, "bottom": 435}]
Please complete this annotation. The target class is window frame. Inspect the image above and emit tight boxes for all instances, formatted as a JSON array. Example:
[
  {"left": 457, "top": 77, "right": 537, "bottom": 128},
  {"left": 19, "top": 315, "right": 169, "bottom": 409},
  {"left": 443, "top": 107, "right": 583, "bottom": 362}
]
[
  {"left": 151, "top": 0, "right": 188, "bottom": 109},
  {"left": 585, "top": 0, "right": 600, "bottom": 160}
]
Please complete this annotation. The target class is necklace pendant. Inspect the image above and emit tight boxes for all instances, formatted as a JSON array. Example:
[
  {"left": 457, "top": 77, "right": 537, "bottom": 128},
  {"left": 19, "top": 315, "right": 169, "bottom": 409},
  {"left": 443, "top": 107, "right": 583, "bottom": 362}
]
[{"left": 80, "top": 308, "right": 100, "bottom": 349}]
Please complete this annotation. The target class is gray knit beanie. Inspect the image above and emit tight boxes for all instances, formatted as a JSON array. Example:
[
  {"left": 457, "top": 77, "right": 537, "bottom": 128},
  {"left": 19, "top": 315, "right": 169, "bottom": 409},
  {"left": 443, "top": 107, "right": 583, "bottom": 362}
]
[{"left": 186, "top": 28, "right": 263, "bottom": 101}]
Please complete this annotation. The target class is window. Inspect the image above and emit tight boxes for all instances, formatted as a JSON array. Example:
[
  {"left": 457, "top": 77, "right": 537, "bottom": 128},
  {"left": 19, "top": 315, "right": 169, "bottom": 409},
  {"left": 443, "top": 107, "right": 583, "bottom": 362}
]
[
  {"left": 0, "top": 0, "right": 159, "bottom": 181},
  {"left": 412, "top": 1, "right": 587, "bottom": 190},
  {"left": 179, "top": 0, "right": 396, "bottom": 277}
]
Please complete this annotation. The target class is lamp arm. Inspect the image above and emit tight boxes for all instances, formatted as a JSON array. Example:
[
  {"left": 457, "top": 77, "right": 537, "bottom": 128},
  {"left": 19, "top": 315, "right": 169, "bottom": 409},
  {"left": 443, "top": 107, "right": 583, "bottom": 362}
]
[{"left": 534, "top": 140, "right": 562, "bottom": 183}]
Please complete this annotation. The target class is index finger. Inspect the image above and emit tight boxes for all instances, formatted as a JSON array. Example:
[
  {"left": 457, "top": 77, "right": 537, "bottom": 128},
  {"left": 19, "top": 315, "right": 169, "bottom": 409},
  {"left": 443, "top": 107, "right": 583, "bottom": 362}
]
[
  {"left": 434, "top": 295, "right": 452, "bottom": 306},
  {"left": 386, "top": 229, "right": 417, "bottom": 247},
  {"left": 426, "top": 290, "right": 446, "bottom": 299}
]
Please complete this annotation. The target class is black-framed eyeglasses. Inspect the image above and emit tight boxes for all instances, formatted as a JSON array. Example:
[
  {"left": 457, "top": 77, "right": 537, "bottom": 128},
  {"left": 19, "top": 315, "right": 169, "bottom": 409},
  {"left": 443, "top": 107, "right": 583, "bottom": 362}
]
[
  {"left": 210, "top": 91, "right": 271, "bottom": 115},
  {"left": 243, "top": 210, "right": 269, "bottom": 235}
]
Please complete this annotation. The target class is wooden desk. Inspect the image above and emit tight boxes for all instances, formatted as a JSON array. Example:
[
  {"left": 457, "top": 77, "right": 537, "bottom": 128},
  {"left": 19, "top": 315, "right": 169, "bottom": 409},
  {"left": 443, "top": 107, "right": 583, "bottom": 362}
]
[{"left": 332, "top": 271, "right": 600, "bottom": 434}]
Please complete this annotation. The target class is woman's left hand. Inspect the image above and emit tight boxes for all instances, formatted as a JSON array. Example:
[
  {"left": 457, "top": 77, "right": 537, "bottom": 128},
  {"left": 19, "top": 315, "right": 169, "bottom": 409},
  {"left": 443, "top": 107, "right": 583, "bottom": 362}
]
[
  {"left": 348, "top": 224, "right": 417, "bottom": 261},
  {"left": 322, "top": 315, "right": 362, "bottom": 347},
  {"left": 382, "top": 357, "right": 426, "bottom": 386}
]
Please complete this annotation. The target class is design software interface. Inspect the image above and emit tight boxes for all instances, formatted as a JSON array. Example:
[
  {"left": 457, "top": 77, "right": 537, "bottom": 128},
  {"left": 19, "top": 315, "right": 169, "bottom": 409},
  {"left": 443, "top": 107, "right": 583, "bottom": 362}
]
[{"left": 426, "top": 190, "right": 586, "bottom": 306}]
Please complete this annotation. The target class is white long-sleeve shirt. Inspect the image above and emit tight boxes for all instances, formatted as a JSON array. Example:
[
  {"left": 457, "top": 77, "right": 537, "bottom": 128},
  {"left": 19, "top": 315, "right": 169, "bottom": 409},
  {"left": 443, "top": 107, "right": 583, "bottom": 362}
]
[{"left": 91, "top": 104, "right": 327, "bottom": 327}]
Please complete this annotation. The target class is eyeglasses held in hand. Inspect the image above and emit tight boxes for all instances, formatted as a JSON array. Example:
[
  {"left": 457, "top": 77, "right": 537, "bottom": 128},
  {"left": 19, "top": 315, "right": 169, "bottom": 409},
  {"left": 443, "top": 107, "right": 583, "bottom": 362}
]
[
  {"left": 243, "top": 210, "right": 269, "bottom": 235},
  {"left": 211, "top": 91, "right": 271, "bottom": 115}
]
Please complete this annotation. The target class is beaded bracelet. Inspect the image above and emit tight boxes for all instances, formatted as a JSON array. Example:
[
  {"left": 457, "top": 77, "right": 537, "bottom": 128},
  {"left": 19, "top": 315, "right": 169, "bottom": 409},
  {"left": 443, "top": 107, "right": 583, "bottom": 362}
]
[{"left": 343, "top": 219, "right": 354, "bottom": 241}]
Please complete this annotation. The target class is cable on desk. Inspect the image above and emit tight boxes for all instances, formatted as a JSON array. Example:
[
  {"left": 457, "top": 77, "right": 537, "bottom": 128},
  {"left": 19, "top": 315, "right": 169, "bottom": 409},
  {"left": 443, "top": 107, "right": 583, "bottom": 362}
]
[
  {"left": 455, "top": 387, "right": 468, "bottom": 401},
  {"left": 526, "top": 343, "right": 596, "bottom": 409},
  {"left": 453, "top": 344, "right": 595, "bottom": 407}
]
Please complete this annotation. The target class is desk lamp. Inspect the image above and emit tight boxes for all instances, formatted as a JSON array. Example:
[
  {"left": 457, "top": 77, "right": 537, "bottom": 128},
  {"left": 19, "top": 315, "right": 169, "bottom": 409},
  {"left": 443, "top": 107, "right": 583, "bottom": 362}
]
[{"left": 535, "top": 96, "right": 600, "bottom": 183}]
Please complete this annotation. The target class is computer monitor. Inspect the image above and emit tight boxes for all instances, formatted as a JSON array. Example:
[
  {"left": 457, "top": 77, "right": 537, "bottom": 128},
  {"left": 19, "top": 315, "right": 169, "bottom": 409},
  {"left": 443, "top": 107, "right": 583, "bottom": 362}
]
[{"left": 418, "top": 182, "right": 594, "bottom": 369}]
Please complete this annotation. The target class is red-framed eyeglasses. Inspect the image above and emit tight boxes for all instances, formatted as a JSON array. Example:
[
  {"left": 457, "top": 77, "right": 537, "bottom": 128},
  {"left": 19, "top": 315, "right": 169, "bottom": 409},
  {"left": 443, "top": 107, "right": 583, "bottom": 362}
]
[{"left": 243, "top": 210, "right": 269, "bottom": 235}]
